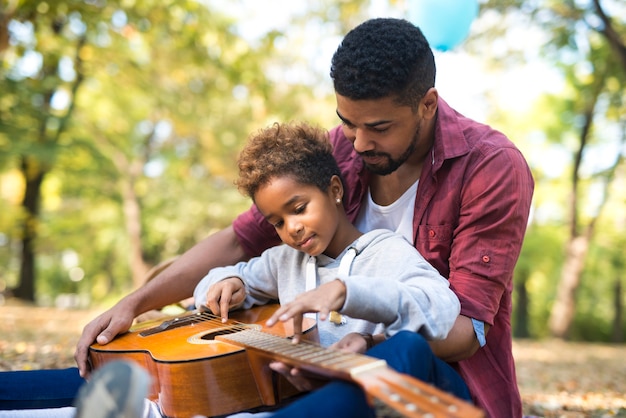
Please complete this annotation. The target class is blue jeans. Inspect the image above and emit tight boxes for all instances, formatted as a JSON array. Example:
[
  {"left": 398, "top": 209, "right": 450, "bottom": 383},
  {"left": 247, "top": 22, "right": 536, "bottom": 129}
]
[
  {"left": 271, "top": 331, "right": 471, "bottom": 418},
  {"left": 0, "top": 368, "right": 84, "bottom": 410}
]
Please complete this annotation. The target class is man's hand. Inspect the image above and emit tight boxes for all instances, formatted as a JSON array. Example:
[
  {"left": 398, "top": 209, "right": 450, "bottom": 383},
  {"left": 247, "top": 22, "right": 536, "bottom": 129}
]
[
  {"left": 268, "top": 361, "right": 329, "bottom": 392},
  {"left": 74, "top": 300, "right": 135, "bottom": 378},
  {"left": 204, "top": 277, "right": 246, "bottom": 322},
  {"left": 267, "top": 332, "right": 372, "bottom": 392},
  {"left": 330, "top": 332, "right": 370, "bottom": 354}
]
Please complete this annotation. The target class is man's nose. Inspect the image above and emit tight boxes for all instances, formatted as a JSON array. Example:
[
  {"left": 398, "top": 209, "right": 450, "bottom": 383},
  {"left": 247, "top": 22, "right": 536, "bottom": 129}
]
[{"left": 351, "top": 128, "right": 374, "bottom": 154}]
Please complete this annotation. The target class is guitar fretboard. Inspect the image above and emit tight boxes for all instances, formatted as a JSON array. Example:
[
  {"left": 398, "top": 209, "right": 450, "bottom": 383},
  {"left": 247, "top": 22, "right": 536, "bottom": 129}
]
[
  {"left": 220, "top": 329, "right": 485, "bottom": 418},
  {"left": 220, "top": 328, "right": 387, "bottom": 380}
]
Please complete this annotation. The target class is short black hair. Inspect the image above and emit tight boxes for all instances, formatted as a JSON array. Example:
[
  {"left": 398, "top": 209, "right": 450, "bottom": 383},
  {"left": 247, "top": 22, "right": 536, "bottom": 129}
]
[{"left": 330, "top": 18, "right": 436, "bottom": 110}]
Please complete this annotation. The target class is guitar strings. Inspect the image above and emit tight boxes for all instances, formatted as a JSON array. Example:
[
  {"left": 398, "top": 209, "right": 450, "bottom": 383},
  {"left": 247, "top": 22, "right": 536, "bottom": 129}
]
[
  {"left": 180, "top": 310, "right": 330, "bottom": 353},
  {"left": 150, "top": 311, "right": 477, "bottom": 418},
  {"left": 180, "top": 310, "right": 303, "bottom": 338}
]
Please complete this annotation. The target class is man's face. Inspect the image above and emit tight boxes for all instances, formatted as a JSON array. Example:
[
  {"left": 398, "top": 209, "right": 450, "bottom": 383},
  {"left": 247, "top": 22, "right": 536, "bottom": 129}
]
[{"left": 335, "top": 94, "right": 426, "bottom": 175}]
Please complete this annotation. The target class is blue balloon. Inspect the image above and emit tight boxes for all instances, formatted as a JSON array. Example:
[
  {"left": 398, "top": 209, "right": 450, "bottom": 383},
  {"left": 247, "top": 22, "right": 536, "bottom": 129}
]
[{"left": 408, "top": 0, "right": 479, "bottom": 51}]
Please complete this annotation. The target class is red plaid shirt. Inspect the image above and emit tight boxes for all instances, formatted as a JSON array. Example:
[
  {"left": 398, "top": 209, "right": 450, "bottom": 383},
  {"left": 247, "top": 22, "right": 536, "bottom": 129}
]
[{"left": 233, "top": 98, "right": 534, "bottom": 418}]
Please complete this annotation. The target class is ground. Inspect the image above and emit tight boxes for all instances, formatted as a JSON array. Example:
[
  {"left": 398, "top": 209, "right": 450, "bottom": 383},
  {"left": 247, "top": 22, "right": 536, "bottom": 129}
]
[{"left": 0, "top": 300, "right": 624, "bottom": 417}]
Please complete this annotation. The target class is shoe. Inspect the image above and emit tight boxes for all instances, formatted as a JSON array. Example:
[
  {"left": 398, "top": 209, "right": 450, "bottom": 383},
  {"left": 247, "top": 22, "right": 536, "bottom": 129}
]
[{"left": 74, "top": 360, "right": 151, "bottom": 418}]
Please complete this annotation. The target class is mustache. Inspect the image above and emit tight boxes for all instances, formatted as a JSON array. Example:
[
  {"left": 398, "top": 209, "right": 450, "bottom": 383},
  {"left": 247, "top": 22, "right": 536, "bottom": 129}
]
[{"left": 358, "top": 150, "right": 389, "bottom": 159}]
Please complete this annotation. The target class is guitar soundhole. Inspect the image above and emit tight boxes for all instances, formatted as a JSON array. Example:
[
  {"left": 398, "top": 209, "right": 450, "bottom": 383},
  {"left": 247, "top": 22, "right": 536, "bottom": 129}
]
[
  {"left": 200, "top": 328, "right": 242, "bottom": 341},
  {"left": 188, "top": 324, "right": 261, "bottom": 345}
]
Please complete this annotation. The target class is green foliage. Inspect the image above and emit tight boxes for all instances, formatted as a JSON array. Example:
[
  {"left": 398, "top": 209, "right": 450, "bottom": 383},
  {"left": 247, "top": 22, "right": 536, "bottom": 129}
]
[
  {"left": 1, "top": 0, "right": 624, "bottom": 342},
  {"left": 473, "top": 0, "right": 626, "bottom": 340},
  {"left": 0, "top": 0, "right": 343, "bottom": 304}
]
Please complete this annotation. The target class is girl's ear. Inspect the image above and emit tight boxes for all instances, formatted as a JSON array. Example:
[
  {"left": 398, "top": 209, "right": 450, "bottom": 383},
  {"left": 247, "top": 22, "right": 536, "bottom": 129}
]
[{"left": 329, "top": 175, "right": 344, "bottom": 203}]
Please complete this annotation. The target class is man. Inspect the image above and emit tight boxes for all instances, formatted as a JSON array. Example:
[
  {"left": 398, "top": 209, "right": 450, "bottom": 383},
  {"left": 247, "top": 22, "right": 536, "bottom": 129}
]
[{"left": 75, "top": 18, "right": 533, "bottom": 417}]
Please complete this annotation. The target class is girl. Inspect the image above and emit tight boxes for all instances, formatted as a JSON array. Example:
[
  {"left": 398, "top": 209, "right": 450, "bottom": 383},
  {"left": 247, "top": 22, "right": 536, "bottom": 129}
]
[{"left": 194, "top": 121, "right": 459, "bottom": 356}]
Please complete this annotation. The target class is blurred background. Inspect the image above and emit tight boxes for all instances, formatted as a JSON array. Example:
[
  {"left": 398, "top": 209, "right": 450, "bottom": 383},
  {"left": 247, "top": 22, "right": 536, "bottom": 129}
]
[{"left": 0, "top": 0, "right": 625, "bottom": 343}]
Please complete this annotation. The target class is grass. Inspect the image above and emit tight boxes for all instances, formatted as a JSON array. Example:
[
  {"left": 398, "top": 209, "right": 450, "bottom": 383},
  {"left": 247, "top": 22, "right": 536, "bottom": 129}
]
[{"left": 1, "top": 300, "right": 624, "bottom": 417}]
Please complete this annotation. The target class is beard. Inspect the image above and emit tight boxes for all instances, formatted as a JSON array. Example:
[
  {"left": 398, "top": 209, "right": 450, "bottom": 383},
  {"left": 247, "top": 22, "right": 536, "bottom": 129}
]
[{"left": 359, "top": 124, "right": 421, "bottom": 176}]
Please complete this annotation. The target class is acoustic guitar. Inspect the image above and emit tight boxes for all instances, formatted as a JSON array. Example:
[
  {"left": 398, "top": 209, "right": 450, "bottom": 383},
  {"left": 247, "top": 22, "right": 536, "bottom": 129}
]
[{"left": 89, "top": 305, "right": 483, "bottom": 418}]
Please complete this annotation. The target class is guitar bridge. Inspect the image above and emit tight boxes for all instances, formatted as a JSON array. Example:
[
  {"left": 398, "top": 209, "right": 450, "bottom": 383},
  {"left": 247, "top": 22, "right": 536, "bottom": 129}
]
[{"left": 139, "top": 311, "right": 207, "bottom": 336}]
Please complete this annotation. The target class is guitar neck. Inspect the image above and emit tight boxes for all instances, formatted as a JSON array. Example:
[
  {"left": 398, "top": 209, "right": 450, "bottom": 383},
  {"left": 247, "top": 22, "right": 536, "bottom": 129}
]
[{"left": 218, "top": 329, "right": 484, "bottom": 418}]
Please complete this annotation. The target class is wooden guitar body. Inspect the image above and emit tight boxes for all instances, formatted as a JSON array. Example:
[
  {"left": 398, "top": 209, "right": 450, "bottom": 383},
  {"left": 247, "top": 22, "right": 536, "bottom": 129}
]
[
  {"left": 89, "top": 305, "right": 317, "bottom": 418},
  {"left": 90, "top": 304, "right": 484, "bottom": 418}
]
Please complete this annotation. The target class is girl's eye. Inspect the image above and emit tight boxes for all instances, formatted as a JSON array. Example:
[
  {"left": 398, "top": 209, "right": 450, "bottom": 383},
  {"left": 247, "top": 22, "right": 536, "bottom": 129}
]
[
  {"left": 294, "top": 204, "right": 307, "bottom": 214},
  {"left": 272, "top": 220, "right": 284, "bottom": 228}
]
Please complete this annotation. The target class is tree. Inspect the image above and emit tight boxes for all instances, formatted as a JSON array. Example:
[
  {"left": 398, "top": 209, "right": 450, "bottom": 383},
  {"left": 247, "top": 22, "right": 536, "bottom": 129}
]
[
  {"left": 0, "top": 0, "right": 281, "bottom": 300},
  {"left": 477, "top": 0, "right": 626, "bottom": 339},
  {"left": 0, "top": 1, "right": 89, "bottom": 301},
  {"left": 1, "top": 0, "right": 366, "bottom": 304}
]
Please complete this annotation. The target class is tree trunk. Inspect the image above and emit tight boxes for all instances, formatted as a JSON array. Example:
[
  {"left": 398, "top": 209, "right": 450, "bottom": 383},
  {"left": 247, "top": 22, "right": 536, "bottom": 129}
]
[
  {"left": 612, "top": 278, "right": 624, "bottom": 342},
  {"left": 514, "top": 278, "right": 530, "bottom": 338},
  {"left": 93, "top": 133, "right": 151, "bottom": 290},
  {"left": 548, "top": 235, "right": 589, "bottom": 338},
  {"left": 11, "top": 34, "right": 86, "bottom": 302},
  {"left": 13, "top": 157, "right": 46, "bottom": 301},
  {"left": 121, "top": 176, "right": 149, "bottom": 289}
]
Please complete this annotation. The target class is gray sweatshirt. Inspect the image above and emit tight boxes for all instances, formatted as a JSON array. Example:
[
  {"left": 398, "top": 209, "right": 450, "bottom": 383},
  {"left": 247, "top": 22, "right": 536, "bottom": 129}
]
[{"left": 194, "top": 229, "right": 459, "bottom": 347}]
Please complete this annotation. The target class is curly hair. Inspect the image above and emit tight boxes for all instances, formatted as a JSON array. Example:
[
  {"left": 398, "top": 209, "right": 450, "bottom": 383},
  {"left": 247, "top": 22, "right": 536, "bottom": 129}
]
[
  {"left": 236, "top": 122, "right": 342, "bottom": 200},
  {"left": 330, "top": 18, "right": 436, "bottom": 110}
]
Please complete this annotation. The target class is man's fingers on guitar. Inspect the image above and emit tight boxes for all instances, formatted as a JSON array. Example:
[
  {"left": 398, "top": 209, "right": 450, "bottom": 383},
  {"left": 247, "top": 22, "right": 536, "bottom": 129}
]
[
  {"left": 94, "top": 322, "right": 119, "bottom": 345},
  {"left": 74, "top": 348, "right": 89, "bottom": 377},
  {"left": 269, "top": 361, "right": 290, "bottom": 375},
  {"left": 96, "top": 332, "right": 111, "bottom": 345}
]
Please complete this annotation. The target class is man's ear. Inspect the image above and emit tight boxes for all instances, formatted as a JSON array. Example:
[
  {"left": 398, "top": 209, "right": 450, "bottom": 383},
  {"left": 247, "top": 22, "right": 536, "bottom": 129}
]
[{"left": 421, "top": 87, "right": 439, "bottom": 120}]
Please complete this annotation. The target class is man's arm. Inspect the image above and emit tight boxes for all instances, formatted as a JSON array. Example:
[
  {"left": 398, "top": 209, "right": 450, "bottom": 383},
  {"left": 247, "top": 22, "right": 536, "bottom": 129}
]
[
  {"left": 428, "top": 315, "right": 490, "bottom": 363},
  {"left": 74, "top": 225, "right": 248, "bottom": 377}
]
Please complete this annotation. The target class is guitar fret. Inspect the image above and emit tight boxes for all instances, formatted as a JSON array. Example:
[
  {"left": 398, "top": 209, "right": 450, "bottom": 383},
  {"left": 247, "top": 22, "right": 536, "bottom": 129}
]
[
  {"left": 260, "top": 340, "right": 324, "bottom": 360},
  {"left": 222, "top": 330, "right": 386, "bottom": 377},
  {"left": 392, "top": 375, "right": 461, "bottom": 411},
  {"left": 296, "top": 349, "right": 335, "bottom": 361},
  {"left": 319, "top": 355, "right": 371, "bottom": 369},
  {"left": 278, "top": 345, "right": 321, "bottom": 358},
  {"left": 287, "top": 344, "right": 320, "bottom": 355},
  {"left": 300, "top": 351, "right": 341, "bottom": 363}
]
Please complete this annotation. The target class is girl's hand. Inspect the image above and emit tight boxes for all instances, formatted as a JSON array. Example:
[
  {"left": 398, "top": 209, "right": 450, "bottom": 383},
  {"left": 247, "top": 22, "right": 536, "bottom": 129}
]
[
  {"left": 204, "top": 277, "right": 246, "bottom": 322},
  {"left": 265, "top": 279, "right": 346, "bottom": 343}
]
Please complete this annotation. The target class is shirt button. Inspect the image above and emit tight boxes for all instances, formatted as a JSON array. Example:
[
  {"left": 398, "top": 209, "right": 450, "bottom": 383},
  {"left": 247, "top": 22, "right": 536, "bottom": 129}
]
[
  {"left": 482, "top": 255, "right": 490, "bottom": 263},
  {"left": 429, "top": 230, "right": 436, "bottom": 238}
]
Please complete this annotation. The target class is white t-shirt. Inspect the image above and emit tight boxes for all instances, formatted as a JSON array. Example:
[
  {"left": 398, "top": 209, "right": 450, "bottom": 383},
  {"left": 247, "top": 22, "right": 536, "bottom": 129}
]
[
  {"left": 354, "top": 177, "right": 487, "bottom": 348},
  {"left": 354, "top": 179, "right": 419, "bottom": 244}
]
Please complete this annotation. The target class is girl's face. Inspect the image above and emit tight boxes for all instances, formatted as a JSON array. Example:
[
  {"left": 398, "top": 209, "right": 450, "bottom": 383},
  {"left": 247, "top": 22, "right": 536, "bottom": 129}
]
[{"left": 254, "top": 175, "right": 343, "bottom": 258}]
